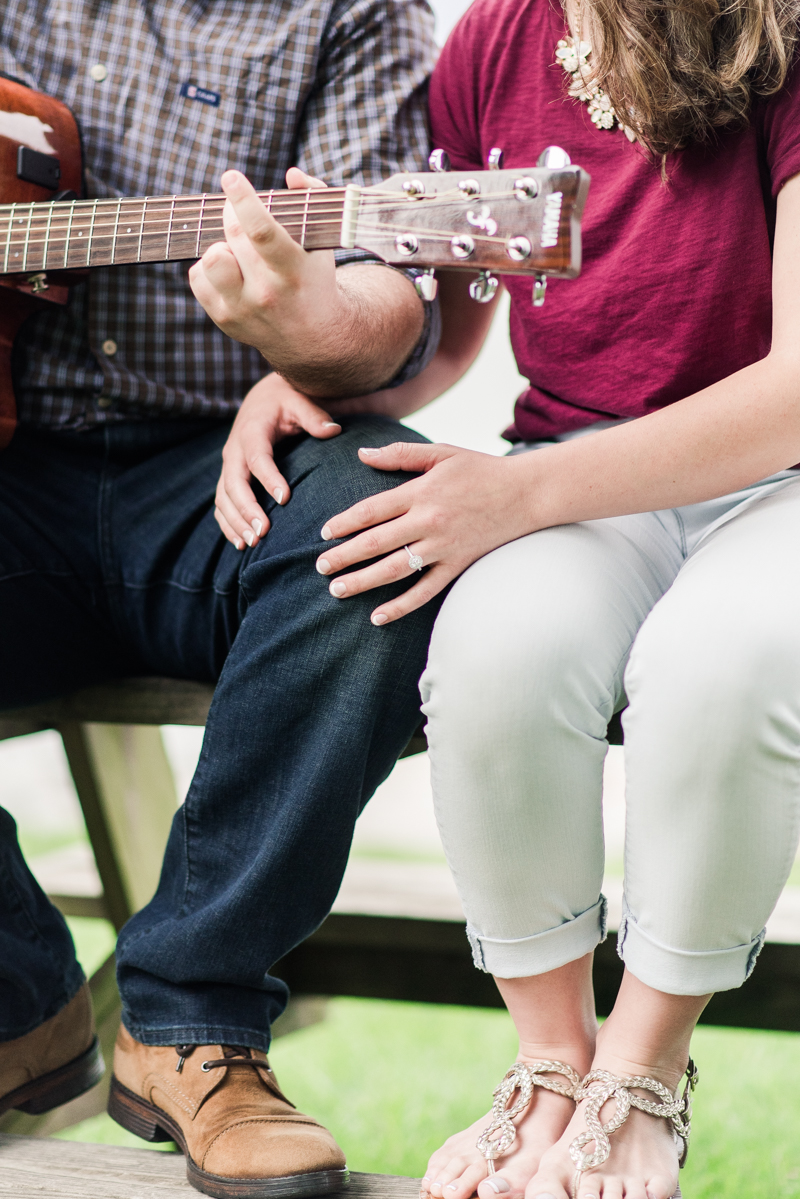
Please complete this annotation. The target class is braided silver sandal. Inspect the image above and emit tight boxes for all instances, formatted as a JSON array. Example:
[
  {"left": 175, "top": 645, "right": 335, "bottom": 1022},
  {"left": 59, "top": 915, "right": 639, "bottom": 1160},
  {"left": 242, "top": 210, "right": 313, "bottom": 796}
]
[
  {"left": 569, "top": 1059, "right": 698, "bottom": 1199},
  {"left": 476, "top": 1060, "right": 582, "bottom": 1175}
]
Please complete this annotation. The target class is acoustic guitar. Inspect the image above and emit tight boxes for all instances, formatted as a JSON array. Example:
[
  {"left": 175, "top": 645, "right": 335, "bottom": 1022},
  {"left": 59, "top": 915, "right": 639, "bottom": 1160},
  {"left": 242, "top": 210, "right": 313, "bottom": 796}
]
[{"left": 0, "top": 72, "right": 590, "bottom": 447}]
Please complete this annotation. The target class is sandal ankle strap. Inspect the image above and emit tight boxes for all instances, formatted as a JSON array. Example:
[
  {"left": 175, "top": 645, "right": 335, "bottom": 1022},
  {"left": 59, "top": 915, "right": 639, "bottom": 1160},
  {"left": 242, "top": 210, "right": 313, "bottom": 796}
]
[
  {"left": 569, "top": 1059, "right": 698, "bottom": 1195},
  {"left": 477, "top": 1060, "right": 582, "bottom": 1173}
]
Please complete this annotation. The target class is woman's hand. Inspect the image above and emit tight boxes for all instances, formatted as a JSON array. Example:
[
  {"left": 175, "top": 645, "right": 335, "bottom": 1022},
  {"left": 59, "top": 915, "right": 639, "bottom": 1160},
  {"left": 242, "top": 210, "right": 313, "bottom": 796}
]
[
  {"left": 216, "top": 373, "right": 342, "bottom": 549},
  {"left": 315, "top": 442, "right": 538, "bottom": 624}
]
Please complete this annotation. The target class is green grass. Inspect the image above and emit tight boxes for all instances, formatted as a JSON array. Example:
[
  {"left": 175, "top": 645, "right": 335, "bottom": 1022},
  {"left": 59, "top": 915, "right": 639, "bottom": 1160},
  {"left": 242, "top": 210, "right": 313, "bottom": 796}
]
[{"left": 53, "top": 993, "right": 800, "bottom": 1195}]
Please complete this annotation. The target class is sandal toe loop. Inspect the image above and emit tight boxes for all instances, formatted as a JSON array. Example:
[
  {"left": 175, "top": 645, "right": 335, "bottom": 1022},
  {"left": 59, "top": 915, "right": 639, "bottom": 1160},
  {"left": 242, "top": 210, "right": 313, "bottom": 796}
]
[{"left": 476, "top": 1059, "right": 582, "bottom": 1174}]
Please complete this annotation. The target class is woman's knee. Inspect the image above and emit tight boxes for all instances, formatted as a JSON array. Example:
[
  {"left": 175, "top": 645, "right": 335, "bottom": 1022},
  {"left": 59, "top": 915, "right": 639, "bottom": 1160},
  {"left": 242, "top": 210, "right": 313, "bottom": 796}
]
[{"left": 421, "top": 530, "right": 629, "bottom": 748}]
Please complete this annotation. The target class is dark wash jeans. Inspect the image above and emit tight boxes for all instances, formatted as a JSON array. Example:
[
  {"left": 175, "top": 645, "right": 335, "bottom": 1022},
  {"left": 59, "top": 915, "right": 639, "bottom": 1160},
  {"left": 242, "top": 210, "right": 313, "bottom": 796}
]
[{"left": 0, "top": 415, "right": 437, "bottom": 1049}]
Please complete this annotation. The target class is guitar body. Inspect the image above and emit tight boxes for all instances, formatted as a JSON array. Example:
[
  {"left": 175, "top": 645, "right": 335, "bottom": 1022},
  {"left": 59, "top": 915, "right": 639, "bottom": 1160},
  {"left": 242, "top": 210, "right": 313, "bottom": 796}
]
[{"left": 0, "top": 75, "right": 82, "bottom": 445}]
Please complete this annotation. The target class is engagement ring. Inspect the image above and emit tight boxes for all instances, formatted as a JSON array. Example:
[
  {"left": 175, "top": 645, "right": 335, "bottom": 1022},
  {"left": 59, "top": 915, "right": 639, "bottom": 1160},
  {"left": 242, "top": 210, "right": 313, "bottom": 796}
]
[{"left": 404, "top": 545, "right": 424, "bottom": 571}]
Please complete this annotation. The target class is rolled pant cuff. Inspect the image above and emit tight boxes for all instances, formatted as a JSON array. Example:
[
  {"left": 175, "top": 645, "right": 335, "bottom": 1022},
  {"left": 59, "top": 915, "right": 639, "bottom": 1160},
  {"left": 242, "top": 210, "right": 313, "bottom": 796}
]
[
  {"left": 467, "top": 896, "right": 607, "bottom": 978},
  {"left": 617, "top": 906, "right": 766, "bottom": 995}
]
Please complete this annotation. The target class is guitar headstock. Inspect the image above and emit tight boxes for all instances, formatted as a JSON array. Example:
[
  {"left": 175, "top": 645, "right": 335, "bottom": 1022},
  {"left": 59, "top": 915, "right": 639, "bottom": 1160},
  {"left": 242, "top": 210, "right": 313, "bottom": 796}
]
[{"left": 351, "top": 149, "right": 590, "bottom": 295}]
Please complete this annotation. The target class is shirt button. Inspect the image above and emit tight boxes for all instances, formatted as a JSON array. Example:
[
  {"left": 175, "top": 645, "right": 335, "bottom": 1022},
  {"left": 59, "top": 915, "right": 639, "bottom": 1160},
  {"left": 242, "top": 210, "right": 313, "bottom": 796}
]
[
  {"left": 101, "top": 338, "right": 117, "bottom": 356},
  {"left": 89, "top": 63, "right": 108, "bottom": 82},
  {"left": 97, "top": 397, "right": 112, "bottom": 410}
]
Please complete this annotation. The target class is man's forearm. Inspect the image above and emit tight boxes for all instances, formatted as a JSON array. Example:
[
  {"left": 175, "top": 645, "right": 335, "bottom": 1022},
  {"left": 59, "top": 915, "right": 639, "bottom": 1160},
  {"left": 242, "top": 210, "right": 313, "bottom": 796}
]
[{"left": 269, "top": 264, "right": 425, "bottom": 399}]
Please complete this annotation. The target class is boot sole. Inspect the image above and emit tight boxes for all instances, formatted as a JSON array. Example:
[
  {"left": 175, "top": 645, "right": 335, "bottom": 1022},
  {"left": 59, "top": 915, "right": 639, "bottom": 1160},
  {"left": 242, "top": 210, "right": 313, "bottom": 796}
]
[
  {"left": 0, "top": 1035, "right": 105, "bottom": 1116},
  {"left": 108, "top": 1075, "right": 350, "bottom": 1199}
]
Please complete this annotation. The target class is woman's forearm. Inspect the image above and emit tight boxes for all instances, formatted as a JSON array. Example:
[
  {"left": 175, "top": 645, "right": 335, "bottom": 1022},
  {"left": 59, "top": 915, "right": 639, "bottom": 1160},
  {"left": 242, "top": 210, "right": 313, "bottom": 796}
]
[{"left": 523, "top": 349, "right": 800, "bottom": 531}]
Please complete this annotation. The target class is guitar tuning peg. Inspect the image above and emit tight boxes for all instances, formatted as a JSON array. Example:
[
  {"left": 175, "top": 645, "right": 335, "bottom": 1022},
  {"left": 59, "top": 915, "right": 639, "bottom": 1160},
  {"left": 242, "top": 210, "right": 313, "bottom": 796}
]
[
  {"left": 537, "top": 146, "right": 571, "bottom": 168},
  {"left": 415, "top": 268, "right": 438, "bottom": 302},
  {"left": 532, "top": 273, "right": 547, "bottom": 307},
  {"left": 487, "top": 147, "right": 504, "bottom": 171},
  {"left": 469, "top": 271, "right": 499, "bottom": 304},
  {"left": 428, "top": 149, "right": 450, "bottom": 173}
]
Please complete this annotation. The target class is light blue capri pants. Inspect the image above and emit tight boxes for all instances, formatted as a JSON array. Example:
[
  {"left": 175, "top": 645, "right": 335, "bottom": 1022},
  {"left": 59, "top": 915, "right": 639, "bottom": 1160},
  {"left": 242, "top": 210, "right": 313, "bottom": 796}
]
[{"left": 420, "top": 457, "right": 800, "bottom": 996}]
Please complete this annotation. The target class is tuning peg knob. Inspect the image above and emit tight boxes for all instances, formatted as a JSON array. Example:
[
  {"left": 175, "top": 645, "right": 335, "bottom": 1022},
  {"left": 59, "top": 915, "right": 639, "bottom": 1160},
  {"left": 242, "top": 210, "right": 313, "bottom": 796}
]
[
  {"left": 487, "top": 147, "right": 504, "bottom": 170},
  {"left": 537, "top": 146, "right": 571, "bottom": 168},
  {"left": 469, "top": 271, "right": 499, "bottom": 303},
  {"left": 415, "top": 269, "right": 438, "bottom": 302},
  {"left": 428, "top": 149, "right": 450, "bottom": 173}
]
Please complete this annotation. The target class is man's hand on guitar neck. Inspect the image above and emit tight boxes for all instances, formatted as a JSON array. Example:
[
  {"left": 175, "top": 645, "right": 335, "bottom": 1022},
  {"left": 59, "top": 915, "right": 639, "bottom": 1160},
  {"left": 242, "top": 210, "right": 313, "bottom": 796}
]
[{"left": 188, "top": 168, "right": 424, "bottom": 397}]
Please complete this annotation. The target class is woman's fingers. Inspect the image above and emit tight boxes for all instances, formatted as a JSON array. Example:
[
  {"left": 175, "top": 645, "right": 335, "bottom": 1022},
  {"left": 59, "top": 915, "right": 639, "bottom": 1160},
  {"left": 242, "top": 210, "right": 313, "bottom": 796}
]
[
  {"left": 320, "top": 483, "right": 413, "bottom": 544},
  {"left": 358, "top": 440, "right": 456, "bottom": 474},
  {"left": 322, "top": 546, "right": 423, "bottom": 598},
  {"left": 371, "top": 565, "right": 453, "bottom": 625},
  {"left": 316, "top": 510, "right": 415, "bottom": 576}
]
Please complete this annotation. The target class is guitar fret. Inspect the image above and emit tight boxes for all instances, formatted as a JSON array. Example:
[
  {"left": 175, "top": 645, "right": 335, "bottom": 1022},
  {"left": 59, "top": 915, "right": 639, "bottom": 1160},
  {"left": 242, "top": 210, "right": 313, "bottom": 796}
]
[
  {"left": 111, "top": 198, "right": 123, "bottom": 262},
  {"left": 165, "top": 196, "right": 176, "bottom": 260},
  {"left": 301, "top": 190, "right": 310, "bottom": 248},
  {"left": 40, "top": 202, "right": 55, "bottom": 272},
  {"left": 2, "top": 203, "right": 15, "bottom": 273},
  {"left": 86, "top": 200, "right": 99, "bottom": 267},
  {"left": 62, "top": 201, "right": 76, "bottom": 268},
  {"left": 21, "top": 205, "right": 34, "bottom": 273},
  {"left": 195, "top": 195, "right": 207, "bottom": 258},
  {"left": 137, "top": 199, "right": 147, "bottom": 263}
]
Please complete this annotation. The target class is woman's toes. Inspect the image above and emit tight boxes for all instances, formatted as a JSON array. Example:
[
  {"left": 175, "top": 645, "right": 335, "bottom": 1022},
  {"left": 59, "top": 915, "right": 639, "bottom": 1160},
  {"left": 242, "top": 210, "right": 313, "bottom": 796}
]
[
  {"left": 644, "top": 1175, "right": 675, "bottom": 1199},
  {"left": 477, "top": 1172, "right": 515, "bottom": 1198},
  {"left": 524, "top": 1170, "right": 570, "bottom": 1199},
  {"left": 446, "top": 1163, "right": 491, "bottom": 1198}
]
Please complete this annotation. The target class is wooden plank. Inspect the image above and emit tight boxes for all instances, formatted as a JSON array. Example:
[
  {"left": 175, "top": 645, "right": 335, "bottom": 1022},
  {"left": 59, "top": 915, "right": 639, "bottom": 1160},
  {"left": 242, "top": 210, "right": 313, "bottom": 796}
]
[
  {"left": 0, "top": 1135, "right": 418, "bottom": 1198},
  {"left": 0, "top": 677, "right": 215, "bottom": 731}
]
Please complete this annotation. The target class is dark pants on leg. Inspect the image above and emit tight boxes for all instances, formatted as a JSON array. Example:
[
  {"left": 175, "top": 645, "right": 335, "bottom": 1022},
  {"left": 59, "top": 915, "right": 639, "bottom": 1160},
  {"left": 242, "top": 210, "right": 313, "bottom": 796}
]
[{"left": 0, "top": 415, "right": 437, "bottom": 1049}]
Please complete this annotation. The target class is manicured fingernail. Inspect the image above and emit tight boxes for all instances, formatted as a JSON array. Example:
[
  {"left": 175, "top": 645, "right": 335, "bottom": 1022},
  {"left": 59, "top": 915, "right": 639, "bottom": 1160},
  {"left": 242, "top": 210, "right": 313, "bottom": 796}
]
[
  {"left": 533, "top": 1194, "right": 557, "bottom": 1199},
  {"left": 317, "top": 557, "right": 332, "bottom": 574},
  {"left": 484, "top": 1181, "right": 510, "bottom": 1194},
  {"left": 360, "top": 446, "right": 380, "bottom": 456},
  {"left": 371, "top": 612, "right": 388, "bottom": 626},
  {"left": 320, "top": 524, "right": 333, "bottom": 540},
  {"left": 252, "top": 519, "right": 263, "bottom": 536},
  {"left": 273, "top": 489, "right": 283, "bottom": 505},
  {"left": 330, "top": 581, "right": 346, "bottom": 597},
  {"left": 322, "top": 421, "right": 341, "bottom": 429},
  {"left": 446, "top": 1187, "right": 459, "bottom": 1193},
  {"left": 243, "top": 529, "right": 255, "bottom": 547},
  {"left": 235, "top": 538, "right": 245, "bottom": 551}
]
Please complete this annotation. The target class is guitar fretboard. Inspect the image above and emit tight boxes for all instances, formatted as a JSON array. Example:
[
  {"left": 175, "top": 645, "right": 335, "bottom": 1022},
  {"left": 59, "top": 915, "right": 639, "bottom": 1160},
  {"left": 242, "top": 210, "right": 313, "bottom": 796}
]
[{"left": 0, "top": 188, "right": 350, "bottom": 275}]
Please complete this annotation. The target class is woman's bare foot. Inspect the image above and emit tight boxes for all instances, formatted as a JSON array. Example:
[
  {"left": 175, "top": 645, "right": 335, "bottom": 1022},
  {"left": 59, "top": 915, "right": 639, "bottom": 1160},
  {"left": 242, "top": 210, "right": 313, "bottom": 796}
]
[
  {"left": 526, "top": 1044, "right": 689, "bottom": 1199},
  {"left": 421, "top": 1048, "right": 592, "bottom": 1199}
]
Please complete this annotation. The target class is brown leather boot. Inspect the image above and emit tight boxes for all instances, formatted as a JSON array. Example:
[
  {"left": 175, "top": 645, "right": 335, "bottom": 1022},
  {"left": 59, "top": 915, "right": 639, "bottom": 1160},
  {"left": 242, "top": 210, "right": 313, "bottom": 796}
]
[
  {"left": 109, "top": 1025, "right": 348, "bottom": 1198},
  {"left": 0, "top": 982, "right": 104, "bottom": 1115}
]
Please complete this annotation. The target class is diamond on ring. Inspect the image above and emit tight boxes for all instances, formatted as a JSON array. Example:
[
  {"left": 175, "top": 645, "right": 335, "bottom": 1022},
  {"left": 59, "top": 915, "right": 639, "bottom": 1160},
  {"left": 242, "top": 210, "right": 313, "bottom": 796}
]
[{"left": 404, "top": 545, "right": 424, "bottom": 571}]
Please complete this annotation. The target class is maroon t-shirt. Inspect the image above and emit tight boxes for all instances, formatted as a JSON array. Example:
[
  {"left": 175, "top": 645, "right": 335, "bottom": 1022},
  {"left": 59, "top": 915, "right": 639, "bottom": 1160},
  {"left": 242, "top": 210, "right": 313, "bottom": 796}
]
[{"left": 428, "top": 0, "right": 800, "bottom": 441}]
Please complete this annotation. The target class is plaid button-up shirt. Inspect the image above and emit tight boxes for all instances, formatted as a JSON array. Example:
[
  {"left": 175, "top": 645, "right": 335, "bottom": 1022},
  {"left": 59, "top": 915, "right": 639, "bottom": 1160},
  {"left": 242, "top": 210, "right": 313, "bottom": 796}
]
[{"left": 1, "top": 0, "right": 436, "bottom": 429}]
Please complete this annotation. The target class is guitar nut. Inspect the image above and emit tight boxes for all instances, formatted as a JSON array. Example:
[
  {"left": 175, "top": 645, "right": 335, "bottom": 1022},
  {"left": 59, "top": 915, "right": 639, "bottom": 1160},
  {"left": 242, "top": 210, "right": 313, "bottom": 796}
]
[
  {"left": 450, "top": 235, "right": 475, "bottom": 259},
  {"left": 395, "top": 233, "right": 419, "bottom": 255}
]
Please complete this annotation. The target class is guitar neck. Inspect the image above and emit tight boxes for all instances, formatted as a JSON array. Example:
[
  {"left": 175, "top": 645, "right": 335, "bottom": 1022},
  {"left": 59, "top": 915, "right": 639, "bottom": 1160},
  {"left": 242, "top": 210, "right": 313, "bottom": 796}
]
[{"left": 0, "top": 188, "right": 352, "bottom": 275}]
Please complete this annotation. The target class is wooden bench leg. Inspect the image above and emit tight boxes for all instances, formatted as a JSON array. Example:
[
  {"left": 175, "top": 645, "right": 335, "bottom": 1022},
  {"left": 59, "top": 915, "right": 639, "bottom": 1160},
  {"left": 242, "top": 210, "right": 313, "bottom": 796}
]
[{"left": 58, "top": 722, "right": 179, "bottom": 927}]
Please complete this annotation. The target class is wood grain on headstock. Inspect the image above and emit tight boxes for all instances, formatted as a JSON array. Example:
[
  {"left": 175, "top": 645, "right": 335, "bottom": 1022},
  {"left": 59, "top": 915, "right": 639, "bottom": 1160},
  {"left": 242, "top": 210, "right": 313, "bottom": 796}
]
[{"left": 354, "top": 166, "right": 589, "bottom": 278}]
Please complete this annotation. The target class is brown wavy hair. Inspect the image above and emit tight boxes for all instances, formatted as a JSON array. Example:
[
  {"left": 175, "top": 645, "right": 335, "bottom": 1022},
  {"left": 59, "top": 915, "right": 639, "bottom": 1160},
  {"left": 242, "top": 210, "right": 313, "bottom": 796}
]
[{"left": 577, "top": 0, "right": 800, "bottom": 155}]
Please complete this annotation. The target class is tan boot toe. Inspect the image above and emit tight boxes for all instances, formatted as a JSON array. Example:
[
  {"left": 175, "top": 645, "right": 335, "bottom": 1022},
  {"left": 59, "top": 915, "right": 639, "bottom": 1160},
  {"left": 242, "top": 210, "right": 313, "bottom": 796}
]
[{"left": 109, "top": 1025, "right": 348, "bottom": 1199}]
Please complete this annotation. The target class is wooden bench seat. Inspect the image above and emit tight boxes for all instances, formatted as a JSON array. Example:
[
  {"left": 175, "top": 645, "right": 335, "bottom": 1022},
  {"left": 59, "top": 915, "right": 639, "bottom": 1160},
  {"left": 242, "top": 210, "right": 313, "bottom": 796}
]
[{"left": 0, "top": 1132, "right": 417, "bottom": 1199}]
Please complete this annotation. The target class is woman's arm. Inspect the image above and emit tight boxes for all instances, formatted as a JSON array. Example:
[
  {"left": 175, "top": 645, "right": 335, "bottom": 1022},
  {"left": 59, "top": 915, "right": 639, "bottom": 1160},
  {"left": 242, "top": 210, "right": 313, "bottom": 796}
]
[{"left": 315, "top": 173, "right": 800, "bottom": 624}]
